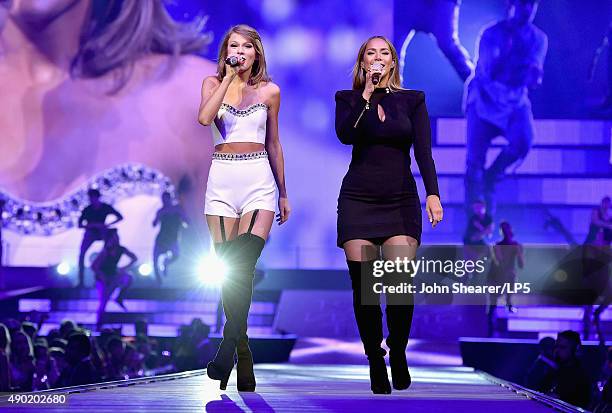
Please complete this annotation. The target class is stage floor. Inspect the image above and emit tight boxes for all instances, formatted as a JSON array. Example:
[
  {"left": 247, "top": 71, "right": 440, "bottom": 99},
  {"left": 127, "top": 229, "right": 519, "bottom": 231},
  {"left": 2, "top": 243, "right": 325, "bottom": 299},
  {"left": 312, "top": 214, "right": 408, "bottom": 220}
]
[{"left": 1, "top": 364, "right": 557, "bottom": 412}]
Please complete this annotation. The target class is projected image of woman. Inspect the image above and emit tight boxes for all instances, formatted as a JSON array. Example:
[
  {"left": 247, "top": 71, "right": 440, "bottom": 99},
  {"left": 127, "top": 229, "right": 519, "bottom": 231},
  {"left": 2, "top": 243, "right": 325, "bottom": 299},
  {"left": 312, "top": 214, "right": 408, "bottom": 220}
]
[
  {"left": 198, "top": 24, "right": 290, "bottom": 392},
  {"left": 0, "top": 0, "right": 216, "bottom": 265}
]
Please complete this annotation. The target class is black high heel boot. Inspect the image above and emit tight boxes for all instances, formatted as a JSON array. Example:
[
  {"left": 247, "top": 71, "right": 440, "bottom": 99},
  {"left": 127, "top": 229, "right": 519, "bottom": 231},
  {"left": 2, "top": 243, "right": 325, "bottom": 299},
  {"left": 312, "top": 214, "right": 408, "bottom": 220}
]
[
  {"left": 207, "top": 239, "right": 237, "bottom": 390},
  {"left": 383, "top": 263, "right": 415, "bottom": 391},
  {"left": 209, "top": 212, "right": 265, "bottom": 391},
  {"left": 207, "top": 271, "right": 236, "bottom": 389},
  {"left": 229, "top": 231, "right": 264, "bottom": 392},
  {"left": 385, "top": 302, "right": 414, "bottom": 390},
  {"left": 389, "top": 350, "right": 411, "bottom": 390},
  {"left": 347, "top": 260, "right": 391, "bottom": 394},
  {"left": 236, "top": 335, "right": 256, "bottom": 391},
  {"left": 207, "top": 352, "right": 235, "bottom": 390},
  {"left": 368, "top": 348, "right": 392, "bottom": 394}
]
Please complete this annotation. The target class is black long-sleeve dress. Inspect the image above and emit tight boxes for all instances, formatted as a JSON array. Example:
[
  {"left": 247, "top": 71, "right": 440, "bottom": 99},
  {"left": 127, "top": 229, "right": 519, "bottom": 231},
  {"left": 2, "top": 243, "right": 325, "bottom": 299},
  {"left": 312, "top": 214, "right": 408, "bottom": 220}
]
[{"left": 335, "top": 87, "right": 440, "bottom": 247}]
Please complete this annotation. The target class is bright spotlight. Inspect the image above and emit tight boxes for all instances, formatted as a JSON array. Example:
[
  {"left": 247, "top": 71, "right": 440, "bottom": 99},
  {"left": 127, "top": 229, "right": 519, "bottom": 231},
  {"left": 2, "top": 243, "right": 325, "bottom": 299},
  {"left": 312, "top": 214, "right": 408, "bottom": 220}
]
[
  {"left": 197, "top": 253, "right": 228, "bottom": 286},
  {"left": 56, "top": 262, "right": 71, "bottom": 276},
  {"left": 138, "top": 263, "right": 153, "bottom": 277}
]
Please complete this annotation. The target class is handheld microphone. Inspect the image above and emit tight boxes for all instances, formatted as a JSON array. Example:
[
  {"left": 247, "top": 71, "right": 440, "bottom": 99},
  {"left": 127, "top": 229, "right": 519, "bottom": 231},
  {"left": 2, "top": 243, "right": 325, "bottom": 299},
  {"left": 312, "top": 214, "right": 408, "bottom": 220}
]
[
  {"left": 371, "top": 62, "right": 383, "bottom": 85},
  {"left": 225, "top": 55, "right": 245, "bottom": 67}
]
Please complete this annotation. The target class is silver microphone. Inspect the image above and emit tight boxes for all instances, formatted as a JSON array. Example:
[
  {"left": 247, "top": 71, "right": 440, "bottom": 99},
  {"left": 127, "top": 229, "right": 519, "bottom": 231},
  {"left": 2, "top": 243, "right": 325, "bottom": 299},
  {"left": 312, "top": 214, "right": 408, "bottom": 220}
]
[
  {"left": 225, "top": 55, "right": 245, "bottom": 67},
  {"left": 371, "top": 62, "right": 383, "bottom": 85}
]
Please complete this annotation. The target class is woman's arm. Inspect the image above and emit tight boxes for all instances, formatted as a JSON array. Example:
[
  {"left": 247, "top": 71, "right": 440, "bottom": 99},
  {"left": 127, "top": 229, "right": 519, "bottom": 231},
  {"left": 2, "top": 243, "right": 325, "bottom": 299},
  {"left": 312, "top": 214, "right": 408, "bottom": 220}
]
[
  {"left": 198, "top": 71, "right": 236, "bottom": 126},
  {"left": 412, "top": 92, "right": 439, "bottom": 197},
  {"left": 78, "top": 210, "right": 87, "bottom": 229},
  {"left": 411, "top": 92, "right": 443, "bottom": 226},
  {"left": 335, "top": 69, "right": 376, "bottom": 145},
  {"left": 334, "top": 91, "right": 369, "bottom": 145},
  {"left": 265, "top": 84, "right": 290, "bottom": 225},
  {"left": 120, "top": 248, "right": 138, "bottom": 270},
  {"left": 107, "top": 206, "right": 123, "bottom": 226},
  {"left": 152, "top": 210, "right": 160, "bottom": 227}
]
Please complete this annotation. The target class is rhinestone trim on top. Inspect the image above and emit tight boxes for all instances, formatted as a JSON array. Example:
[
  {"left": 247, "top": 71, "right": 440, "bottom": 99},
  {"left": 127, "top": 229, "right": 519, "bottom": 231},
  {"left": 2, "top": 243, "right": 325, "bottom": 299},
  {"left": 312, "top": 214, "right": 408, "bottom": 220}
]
[
  {"left": 212, "top": 151, "right": 268, "bottom": 161},
  {"left": 221, "top": 103, "right": 268, "bottom": 117}
]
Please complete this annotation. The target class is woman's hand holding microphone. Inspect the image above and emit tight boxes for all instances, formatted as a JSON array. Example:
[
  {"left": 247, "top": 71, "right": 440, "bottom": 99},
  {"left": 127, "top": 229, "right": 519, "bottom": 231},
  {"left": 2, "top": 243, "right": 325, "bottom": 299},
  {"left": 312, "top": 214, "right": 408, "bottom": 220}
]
[{"left": 362, "top": 62, "right": 383, "bottom": 102}]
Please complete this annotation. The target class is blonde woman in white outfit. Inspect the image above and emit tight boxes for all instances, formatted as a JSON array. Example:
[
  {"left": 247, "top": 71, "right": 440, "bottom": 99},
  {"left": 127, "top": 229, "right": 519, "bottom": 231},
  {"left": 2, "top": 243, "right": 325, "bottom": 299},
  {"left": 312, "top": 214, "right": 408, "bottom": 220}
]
[{"left": 198, "top": 24, "right": 290, "bottom": 392}]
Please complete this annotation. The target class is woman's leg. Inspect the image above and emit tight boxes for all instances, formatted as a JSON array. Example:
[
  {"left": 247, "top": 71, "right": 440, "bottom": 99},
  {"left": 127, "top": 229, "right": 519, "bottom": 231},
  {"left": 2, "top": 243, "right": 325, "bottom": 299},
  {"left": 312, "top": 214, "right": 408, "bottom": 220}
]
[
  {"left": 96, "top": 280, "right": 113, "bottom": 331},
  {"left": 115, "top": 272, "right": 133, "bottom": 310},
  {"left": 164, "top": 243, "right": 180, "bottom": 272},
  {"left": 381, "top": 235, "right": 418, "bottom": 390},
  {"left": 344, "top": 239, "right": 391, "bottom": 394},
  {"left": 153, "top": 245, "right": 164, "bottom": 286},
  {"left": 78, "top": 232, "right": 97, "bottom": 288},
  {"left": 229, "top": 209, "right": 273, "bottom": 391},
  {"left": 206, "top": 215, "right": 240, "bottom": 245},
  {"left": 205, "top": 214, "right": 239, "bottom": 388}
]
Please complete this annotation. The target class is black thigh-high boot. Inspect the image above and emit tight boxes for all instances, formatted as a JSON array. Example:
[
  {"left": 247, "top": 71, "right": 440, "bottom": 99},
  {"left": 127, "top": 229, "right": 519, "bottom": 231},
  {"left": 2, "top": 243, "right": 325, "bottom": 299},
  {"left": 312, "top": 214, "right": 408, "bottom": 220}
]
[
  {"left": 385, "top": 304, "right": 414, "bottom": 389},
  {"left": 208, "top": 231, "right": 264, "bottom": 390},
  {"left": 236, "top": 325, "right": 256, "bottom": 392},
  {"left": 347, "top": 260, "right": 391, "bottom": 394},
  {"left": 207, "top": 239, "right": 236, "bottom": 388},
  {"left": 232, "top": 232, "right": 264, "bottom": 392},
  {"left": 384, "top": 269, "right": 414, "bottom": 390}
]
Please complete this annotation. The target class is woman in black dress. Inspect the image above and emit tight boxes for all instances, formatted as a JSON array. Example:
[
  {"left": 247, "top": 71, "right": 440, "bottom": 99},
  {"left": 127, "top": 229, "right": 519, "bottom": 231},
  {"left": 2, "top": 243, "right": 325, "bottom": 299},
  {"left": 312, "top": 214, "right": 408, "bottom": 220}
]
[{"left": 335, "top": 36, "right": 443, "bottom": 394}]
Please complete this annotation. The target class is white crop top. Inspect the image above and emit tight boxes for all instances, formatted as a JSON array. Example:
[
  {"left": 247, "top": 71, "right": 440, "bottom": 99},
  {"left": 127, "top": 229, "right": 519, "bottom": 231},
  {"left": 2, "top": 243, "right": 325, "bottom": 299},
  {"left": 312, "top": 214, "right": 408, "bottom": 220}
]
[{"left": 211, "top": 103, "right": 268, "bottom": 146}]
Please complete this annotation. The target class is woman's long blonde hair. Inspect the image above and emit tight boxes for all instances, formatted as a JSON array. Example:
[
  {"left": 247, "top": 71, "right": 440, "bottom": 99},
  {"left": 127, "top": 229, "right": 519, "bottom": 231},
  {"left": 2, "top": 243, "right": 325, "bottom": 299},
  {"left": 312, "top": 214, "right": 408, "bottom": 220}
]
[
  {"left": 351, "top": 35, "right": 402, "bottom": 91},
  {"left": 71, "top": 0, "right": 211, "bottom": 93},
  {"left": 216, "top": 25, "right": 271, "bottom": 87}
]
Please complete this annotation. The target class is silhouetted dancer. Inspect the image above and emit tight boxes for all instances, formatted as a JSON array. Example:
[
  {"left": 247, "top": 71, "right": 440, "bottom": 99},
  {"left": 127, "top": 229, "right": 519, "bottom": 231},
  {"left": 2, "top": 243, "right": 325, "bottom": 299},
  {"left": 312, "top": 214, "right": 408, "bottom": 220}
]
[
  {"left": 152, "top": 192, "right": 188, "bottom": 285},
  {"left": 583, "top": 196, "right": 612, "bottom": 340},
  {"left": 77, "top": 189, "right": 123, "bottom": 288},
  {"left": 91, "top": 229, "right": 136, "bottom": 331},
  {"left": 463, "top": 199, "right": 493, "bottom": 246},
  {"left": 464, "top": 0, "right": 548, "bottom": 218},
  {"left": 487, "top": 221, "right": 524, "bottom": 336}
]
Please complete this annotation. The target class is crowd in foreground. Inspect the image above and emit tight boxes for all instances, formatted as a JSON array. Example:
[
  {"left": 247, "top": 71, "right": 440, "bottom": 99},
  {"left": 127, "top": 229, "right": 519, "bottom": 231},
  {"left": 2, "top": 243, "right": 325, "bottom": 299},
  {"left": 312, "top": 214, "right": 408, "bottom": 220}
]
[{"left": 0, "top": 317, "right": 215, "bottom": 392}]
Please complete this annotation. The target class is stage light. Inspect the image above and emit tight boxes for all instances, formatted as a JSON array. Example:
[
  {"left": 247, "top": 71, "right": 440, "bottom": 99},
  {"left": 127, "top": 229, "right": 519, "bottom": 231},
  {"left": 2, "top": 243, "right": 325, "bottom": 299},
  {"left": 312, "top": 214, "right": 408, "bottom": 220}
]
[
  {"left": 327, "top": 27, "right": 359, "bottom": 64},
  {"left": 262, "top": 0, "right": 295, "bottom": 22},
  {"left": 56, "top": 262, "right": 71, "bottom": 276},
  {"left": 274, "top": 27, "right": 315, "bottom": 65},
  {"left": 197, "top": 253, "right": 227, "bottom": 286},
  {"left": 300, "top": 99, "right": 330, "bottom": 132},
  {"left": 138, "top": 263, "right": 153, "bottom": 277}
]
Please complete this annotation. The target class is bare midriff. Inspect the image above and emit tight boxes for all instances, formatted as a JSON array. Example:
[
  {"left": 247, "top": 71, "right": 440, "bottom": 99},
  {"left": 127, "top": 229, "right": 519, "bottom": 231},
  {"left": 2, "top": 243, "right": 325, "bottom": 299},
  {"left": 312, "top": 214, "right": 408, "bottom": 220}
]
[{"left": 215, "top": 142, "right": 265, "bottom": 153}]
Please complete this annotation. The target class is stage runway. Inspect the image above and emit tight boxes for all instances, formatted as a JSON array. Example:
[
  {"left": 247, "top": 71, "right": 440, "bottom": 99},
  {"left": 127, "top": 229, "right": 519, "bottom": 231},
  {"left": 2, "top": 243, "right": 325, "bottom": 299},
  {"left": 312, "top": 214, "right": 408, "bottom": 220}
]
[{"left": 1, "top": 364, "right": 560, "bottom": 412}]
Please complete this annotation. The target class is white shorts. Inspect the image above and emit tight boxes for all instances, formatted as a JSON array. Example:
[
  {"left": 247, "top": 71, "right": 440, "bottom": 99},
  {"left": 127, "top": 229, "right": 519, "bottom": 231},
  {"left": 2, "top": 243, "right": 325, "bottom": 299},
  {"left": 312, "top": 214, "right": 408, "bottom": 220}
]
[{"left": 205, "top": 151, "right": 277, "bottom": 218}]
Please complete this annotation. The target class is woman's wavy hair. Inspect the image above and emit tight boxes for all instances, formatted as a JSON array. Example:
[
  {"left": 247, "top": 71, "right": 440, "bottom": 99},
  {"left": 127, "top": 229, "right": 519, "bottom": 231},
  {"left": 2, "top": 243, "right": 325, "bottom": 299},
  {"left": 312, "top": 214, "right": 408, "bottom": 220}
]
[
  {"left": 215, "top": 24, "right": 271, "bottom": 87},
  {"left": 71, "top": 0, "right": 212, "bottom": 92},
  {"left": 352, "top": 35, "right": 402, "bottom": 91}
]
